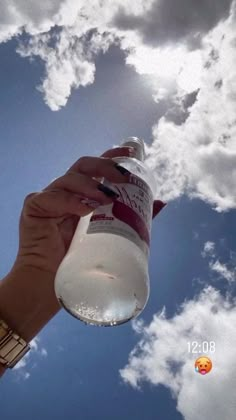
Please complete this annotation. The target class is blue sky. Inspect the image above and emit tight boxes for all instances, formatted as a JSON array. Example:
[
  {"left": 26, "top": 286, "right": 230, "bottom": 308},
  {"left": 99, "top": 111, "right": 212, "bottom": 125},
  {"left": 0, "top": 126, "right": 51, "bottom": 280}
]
[{"left": 0, "top": 2, "right": 236, "bottom": 420}]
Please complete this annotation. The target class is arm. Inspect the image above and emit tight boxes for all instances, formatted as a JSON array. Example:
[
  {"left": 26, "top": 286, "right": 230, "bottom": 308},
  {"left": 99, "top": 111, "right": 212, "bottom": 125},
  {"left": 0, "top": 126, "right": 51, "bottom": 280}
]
[
  {"left": 0, "top": 146, "right": 166, "bottom": 378},
  {"left": 0, "top": 264, "right": 60, "bottom": 377},
  {"left": 0, "top": 146, "right": 134, "bottom": 378}
]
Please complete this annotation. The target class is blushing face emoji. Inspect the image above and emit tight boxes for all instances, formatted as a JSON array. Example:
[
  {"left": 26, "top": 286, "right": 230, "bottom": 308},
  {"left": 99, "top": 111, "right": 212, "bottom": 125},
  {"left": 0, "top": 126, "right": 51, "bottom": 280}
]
[{"left": 195, "top": 356, "right": 212, "bottom": 375}]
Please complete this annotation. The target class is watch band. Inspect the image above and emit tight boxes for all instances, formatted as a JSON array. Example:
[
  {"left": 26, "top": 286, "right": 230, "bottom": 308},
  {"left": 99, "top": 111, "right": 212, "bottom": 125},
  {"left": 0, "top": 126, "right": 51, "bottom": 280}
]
[{"left": 0, "top": 319, "right": 30, "bottom": 369}]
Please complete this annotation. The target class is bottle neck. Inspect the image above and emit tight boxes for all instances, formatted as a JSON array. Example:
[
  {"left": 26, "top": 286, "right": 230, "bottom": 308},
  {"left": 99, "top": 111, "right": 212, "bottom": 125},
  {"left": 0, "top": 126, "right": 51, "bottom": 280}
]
[{"left": 121, "top": 137, "right": 145, "bottom": 162}]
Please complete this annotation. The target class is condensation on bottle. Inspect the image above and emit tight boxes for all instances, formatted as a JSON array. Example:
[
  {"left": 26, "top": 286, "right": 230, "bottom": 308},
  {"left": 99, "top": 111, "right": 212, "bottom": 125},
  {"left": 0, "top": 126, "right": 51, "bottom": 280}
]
[{"left": 54, "top": 137, "right": 158, "bottom": 326}]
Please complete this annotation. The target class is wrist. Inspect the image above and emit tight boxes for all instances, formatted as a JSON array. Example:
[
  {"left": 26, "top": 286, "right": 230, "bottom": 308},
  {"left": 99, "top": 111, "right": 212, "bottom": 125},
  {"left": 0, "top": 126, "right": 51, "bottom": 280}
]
[{"left": 0, "top": 263, "right": 61, "bottom": 343}]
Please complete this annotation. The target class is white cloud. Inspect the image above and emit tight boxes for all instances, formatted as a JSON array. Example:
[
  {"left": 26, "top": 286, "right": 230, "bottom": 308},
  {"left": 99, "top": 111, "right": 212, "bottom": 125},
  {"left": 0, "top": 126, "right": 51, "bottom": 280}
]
[
  {"left": 111, "top": 1, "right": 236, "bottom": 212},
  {"left": 120, "top": 287, "right": 236, "bottom": 420},
  {"left": 210, "top": 260, "right": 235, "bottom": 283},
  {"left": 13, "top": 356, "right": 27, "bottom": 370},
  {"left": 13, "top": 337, "right": 39, "bottom": 370},
  {"left": 29, "top": 336, "right": 39, "bottom": 351},
  {"left": 0, "top": 1, "right": 63, "bottom": 43},
  {"left": 1, "top": 0, "right": 150, "bottom": 110},
  {"left": 12, "top": 336, "right": 48, "bottom": 379},
  {"left": 123, "top": 43, "right": 203, "bottom": 99},
  {"left": 201, "top": 241, "right": 236, "bottom": 284},
  {"left": 201, "top": 241, "right": 216, "bottom": 258},
  {"left": 119, "top": 3, "right": 236, "bottom": 212},
  {"left": 142, "top": 9, "right": 236, "bottom": 211},
  {"left": 17, "top": 31, "right": 97, "bottom": 111},
  {"left": 41, "top": 348, "right": 48, "bottom": 357}
]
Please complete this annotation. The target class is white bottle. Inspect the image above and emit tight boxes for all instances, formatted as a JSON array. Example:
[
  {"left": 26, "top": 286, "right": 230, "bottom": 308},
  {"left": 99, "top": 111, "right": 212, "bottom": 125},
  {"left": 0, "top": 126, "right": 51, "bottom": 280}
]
[{"left": 54, "top": 137, "right": 157, "bottom": 326}]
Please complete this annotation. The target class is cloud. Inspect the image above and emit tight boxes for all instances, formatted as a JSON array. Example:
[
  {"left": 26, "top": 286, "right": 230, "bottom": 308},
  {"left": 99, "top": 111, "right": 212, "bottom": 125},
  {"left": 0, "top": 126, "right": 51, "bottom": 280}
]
[
  {"left": 13, "top": 337, "right": 39, "bottom": 370},
  {"left": 114, "top": 0, "right": 233, "bottom": 49},
  {"left": 13, "top": 355, "right": 27, "bottom": 370},
  {"left": 165, "top": 90, "right": 200, "bottom": 126},
  {"left": 142, "top": 10, "right": 236, "bottom": 211},
  {"left": 12, "top": 336, "right": 48, "bottom": 380},
  {"left": 41, "top": 348, "right": 48, "bottom": 357},
  {"left": 1, "top": 1, "right": 148, "bottom": 110},
  {"left": 209, "top": 260, "right": 235, "bottom": 283},
  {"left": 117, "top": 2, "right": 236, "bottom": 212},
  {"left": 14, "top": 1, "right": 131, "bottom": 111},
  {"left": 17, "top": 31, "right": 97, "bottom": 110},
  {"left": 3, "top": 0, "right": 230, "bottom": 111},
  {"left": 202, "top": 241, "right": 236, "bottom": 284},
  {"left": 201, "top": 241, "right": 216, "bottom": 258},
  {"left": 0, "top": 1, "right": 63, "bottom": 43},
  {"left": 192, "top": 231, "right": 199, "bottom": 240},
  {"left": 120, "top": 287, "right": 236, "bottom": 420}
]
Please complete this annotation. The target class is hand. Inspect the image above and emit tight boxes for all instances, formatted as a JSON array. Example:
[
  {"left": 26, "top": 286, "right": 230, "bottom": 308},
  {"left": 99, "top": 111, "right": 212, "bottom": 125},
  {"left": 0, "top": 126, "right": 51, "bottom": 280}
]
[{"left": 14, "top": 146, "right": 166, "bottom": 275}]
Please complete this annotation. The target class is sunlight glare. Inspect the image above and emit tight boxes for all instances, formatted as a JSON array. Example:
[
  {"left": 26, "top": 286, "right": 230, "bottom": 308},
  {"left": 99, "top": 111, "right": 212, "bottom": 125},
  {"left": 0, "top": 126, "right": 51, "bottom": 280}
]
[{"left": 126, "top": 44, "right": 203, "bottom": 94}]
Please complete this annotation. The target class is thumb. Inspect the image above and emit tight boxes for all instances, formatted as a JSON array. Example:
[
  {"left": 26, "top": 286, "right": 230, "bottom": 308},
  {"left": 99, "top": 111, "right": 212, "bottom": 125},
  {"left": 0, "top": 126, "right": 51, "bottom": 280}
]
[{"left": 152, "top": 200, "right": 167, "bottom": 219}]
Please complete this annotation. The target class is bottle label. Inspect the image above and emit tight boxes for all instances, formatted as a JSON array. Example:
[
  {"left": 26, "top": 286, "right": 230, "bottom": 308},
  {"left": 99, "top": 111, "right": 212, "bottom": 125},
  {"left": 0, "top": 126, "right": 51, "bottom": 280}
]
[{"left": 86, "top": 174, "right": 153, "bottom": 258}]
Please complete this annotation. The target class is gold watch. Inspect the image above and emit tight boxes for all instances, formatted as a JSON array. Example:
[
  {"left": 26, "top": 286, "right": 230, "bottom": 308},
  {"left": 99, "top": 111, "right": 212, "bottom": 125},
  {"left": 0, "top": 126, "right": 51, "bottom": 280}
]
[{"left": 0, "top": 319, "right": 30, "bottom": 369}]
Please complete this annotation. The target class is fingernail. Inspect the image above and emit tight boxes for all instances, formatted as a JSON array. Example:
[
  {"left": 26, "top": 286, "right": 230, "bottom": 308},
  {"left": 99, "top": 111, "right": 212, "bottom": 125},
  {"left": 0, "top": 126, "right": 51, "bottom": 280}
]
[
  {"left": 80, "top": 199, "right": 101, "bottom": 208},
  {"left": 114, "top": 164, "right": 131, "bottom": 176},
  {"left": 152, "top": 201, "right": 167, "bottom": 218},
  {"left": 97, "top": 184, "right": 120, "bottom": 198}
]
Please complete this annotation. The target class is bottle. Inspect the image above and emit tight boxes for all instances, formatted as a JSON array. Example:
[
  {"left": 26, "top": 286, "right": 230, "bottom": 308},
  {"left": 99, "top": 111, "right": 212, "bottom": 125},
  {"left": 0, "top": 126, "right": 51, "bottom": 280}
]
[{"left": 55, "top": 137, "right": 161, "bottom": 326}]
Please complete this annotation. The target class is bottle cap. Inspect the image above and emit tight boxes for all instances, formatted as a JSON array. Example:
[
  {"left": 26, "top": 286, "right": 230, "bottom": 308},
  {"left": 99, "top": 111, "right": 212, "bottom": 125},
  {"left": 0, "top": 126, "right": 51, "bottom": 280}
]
[{"left": 121, "top": 137, "right": 145, "bottom": 162}]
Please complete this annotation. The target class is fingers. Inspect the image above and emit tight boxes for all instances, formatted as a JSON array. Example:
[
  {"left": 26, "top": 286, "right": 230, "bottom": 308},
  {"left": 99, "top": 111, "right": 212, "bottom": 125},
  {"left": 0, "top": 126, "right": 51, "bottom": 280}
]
[
  {"left": 23, "top": 147, "right": 135, "bottom": 220},
  {"left": 42, "top": 175, "right": 117, "bottom": 215},
  {"left": 100, "top": 146, "right": 135, "bottom": 159},
  {"left": 25, "top": 191, "right": 167, "bottom": 222},
  {"left": 96, "top": 146, "right": 135, "bottom": 182},
  {"left": 67, "top": 146, "right": 134, "bottom": 174},
  {"left": 29, "top": 160, "right": 129, "bottom": 218},
  {"left": 24, "top": 190, "right": 102, "bottom": 219},
  {"left": 45, "top": 160, "right": 129, "bottom": 197},
  {"left": 61, "top": 156, "right": 131, "bottom": 206},
  {"left": 22, "top": 143, "right": 167, "bottom": 225},
  {"left": 65, "top": 156, "right": 131, "bottom": 184}
]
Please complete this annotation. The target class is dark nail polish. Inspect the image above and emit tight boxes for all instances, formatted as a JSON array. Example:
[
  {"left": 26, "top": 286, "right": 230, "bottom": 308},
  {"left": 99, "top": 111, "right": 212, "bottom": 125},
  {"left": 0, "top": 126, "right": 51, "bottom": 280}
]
[
  {"left": 114, "top": 164, "right": 131, "bottom": 176},
  {"left": 97, "top": 184, "right": 120, "bottom": 198}
]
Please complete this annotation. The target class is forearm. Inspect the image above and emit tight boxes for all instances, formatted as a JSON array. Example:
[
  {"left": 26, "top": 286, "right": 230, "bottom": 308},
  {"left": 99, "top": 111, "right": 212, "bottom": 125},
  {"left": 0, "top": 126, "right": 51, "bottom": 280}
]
[{"left": 0, "top": 263, "right": 61, "bottom": 376}]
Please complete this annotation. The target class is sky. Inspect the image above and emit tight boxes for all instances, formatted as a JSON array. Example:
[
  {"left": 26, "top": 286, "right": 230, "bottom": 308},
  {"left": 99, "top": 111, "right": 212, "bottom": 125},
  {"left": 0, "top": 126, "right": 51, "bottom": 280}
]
[{"left": 0, "top": 1, "right": 236, "bottom": 419}]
